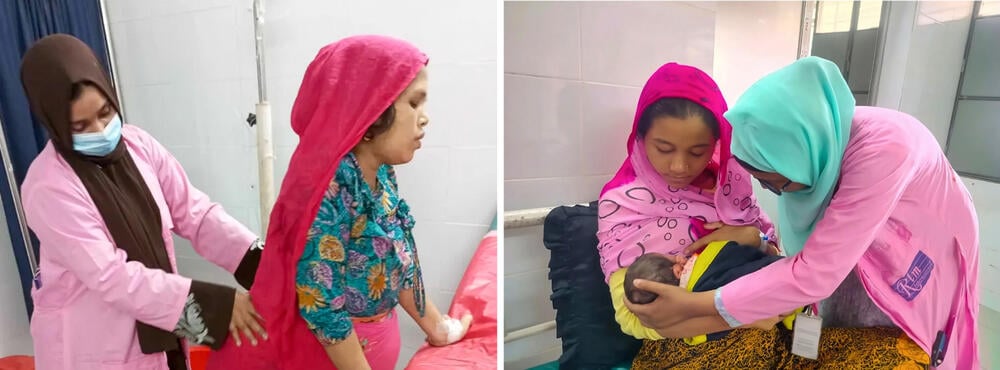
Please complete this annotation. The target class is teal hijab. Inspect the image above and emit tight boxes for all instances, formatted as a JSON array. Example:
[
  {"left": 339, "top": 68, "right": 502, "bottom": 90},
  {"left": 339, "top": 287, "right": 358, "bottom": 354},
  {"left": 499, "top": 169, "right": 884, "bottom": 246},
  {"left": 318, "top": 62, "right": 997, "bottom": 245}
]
[{"left": 724, "top": 56, "right": 855, "bottom": 256}]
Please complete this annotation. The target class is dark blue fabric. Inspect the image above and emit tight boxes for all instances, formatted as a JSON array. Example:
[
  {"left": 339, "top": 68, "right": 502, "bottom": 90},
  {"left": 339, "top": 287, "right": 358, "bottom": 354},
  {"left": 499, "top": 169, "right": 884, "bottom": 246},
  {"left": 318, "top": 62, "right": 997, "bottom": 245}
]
[
  {"left": 690, "top": 242, "right": 784, "bottom": 341},
  {"left": 543, "top": 202, "right": 642, "bottom": 370},
  {"left": 0, "top": 0, "right": 110, "bottom": 318}
]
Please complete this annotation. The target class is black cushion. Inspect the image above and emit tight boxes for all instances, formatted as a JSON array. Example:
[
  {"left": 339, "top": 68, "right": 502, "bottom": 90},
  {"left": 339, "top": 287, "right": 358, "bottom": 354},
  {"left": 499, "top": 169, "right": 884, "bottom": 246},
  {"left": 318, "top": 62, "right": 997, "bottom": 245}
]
[{"left": 543, "top": 202, "right": 641, "bottom": 370}]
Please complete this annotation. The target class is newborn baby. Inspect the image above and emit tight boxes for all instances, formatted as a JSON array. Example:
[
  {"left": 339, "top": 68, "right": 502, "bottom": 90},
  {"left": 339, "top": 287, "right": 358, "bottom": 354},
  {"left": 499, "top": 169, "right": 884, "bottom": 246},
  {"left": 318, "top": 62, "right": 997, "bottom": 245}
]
[{"left": 615, "top": 241, "right": 802, "bottom": 345}]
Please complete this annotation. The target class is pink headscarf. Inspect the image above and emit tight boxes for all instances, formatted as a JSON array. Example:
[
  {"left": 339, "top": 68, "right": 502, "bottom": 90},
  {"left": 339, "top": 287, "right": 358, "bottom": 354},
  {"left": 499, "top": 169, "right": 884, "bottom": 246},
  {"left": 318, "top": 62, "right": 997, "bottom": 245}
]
[
  {"left": 596, "top": 63, "right": 777, "bottom": 281},
  {"left": 207, "top": 35, "right": 428, "bottom": 370}
]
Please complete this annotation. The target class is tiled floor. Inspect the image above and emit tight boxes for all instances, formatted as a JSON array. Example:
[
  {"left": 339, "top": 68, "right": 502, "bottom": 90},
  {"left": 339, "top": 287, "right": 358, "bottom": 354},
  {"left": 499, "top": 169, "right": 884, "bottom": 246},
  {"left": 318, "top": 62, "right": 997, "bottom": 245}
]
[{"left": 981, "top": 306, "right": 1000, "bottom": 370}]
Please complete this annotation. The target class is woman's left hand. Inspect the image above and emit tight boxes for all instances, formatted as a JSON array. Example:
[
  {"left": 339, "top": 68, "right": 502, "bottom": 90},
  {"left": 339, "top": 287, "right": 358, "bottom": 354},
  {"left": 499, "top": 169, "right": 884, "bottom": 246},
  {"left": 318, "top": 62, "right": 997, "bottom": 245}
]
[
  {"left": 230, "top": 291, "right": 267, "bottom": 347},
  {"left": 622, "top": 279, "right": 707, "bottom": 329},
  {"left": 427, "top": 313, "right": 473, "bottom": 347},
  {"left": 685, "top": 222, "right": 761, "bottom": 255}
]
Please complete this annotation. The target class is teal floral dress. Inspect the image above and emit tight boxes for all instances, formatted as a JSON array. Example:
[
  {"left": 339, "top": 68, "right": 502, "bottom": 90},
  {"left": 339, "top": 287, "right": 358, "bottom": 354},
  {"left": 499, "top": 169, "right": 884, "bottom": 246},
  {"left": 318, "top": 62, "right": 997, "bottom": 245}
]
[{"left": 295, "top": 152, "right": 425, "bottom": 345}]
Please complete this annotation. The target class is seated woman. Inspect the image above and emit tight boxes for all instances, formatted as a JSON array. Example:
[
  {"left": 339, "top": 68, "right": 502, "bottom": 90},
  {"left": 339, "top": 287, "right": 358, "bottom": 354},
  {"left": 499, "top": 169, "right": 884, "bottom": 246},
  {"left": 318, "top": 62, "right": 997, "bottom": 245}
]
[
  {"left": 597, "top": 62, "right": 781, "bottom": 341},
  {"left": 624, "top": 57, "right": 975, "bottom": 369},
  {"left": 208, "top": 35, "right": 473, "bottom": 370}
]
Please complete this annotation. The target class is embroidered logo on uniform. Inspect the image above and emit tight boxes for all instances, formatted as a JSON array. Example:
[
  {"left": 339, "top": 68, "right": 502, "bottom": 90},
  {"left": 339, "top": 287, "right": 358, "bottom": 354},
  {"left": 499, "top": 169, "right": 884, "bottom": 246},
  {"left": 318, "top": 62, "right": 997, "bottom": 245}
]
[
  {"left": 173, "top": 293, "right": 214, "bottom": 344},
  {"left": 892, "top": 251, "right": 933, "bottom": 301}
]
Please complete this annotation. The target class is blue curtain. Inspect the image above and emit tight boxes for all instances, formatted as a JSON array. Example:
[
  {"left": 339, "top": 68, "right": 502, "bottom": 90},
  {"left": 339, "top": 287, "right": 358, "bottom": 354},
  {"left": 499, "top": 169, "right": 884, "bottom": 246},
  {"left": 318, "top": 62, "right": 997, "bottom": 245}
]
[{"left": 0, "top": 0, "right": 111, "bottom": 318}]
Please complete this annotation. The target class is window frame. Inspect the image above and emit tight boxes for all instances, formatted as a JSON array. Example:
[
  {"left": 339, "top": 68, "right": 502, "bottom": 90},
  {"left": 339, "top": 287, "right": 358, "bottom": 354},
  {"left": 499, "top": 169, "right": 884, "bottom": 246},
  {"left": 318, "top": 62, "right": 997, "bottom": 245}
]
[
  {"left": 809, "top": 1, "right": 889, "bottom": 104},
  {"left": 944, "top": 1, "right": 1000, "bottom": 183}
]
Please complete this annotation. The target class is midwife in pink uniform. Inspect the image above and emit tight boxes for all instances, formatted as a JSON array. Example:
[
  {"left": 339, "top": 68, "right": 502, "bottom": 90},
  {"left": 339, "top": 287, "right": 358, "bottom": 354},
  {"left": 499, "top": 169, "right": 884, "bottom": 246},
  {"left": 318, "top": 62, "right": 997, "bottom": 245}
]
[
  {"left": 19, "top": 34, "right": 267, "bottom": 369},
  {"left": 625, "top": 56, "right": 980, "bottom": 369}
]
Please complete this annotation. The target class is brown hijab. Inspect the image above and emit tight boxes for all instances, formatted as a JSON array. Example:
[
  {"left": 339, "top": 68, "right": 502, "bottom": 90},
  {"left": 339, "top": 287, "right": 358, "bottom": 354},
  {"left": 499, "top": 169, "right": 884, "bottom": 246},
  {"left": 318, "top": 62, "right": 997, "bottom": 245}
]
[{"left": 20, "top": 34, "right": 182, "bottom": 356}]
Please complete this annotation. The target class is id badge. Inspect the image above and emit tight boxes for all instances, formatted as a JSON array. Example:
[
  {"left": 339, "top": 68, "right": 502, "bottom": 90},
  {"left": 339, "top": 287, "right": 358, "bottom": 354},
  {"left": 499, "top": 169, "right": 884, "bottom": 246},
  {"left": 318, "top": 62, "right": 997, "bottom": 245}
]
[{"left": 791, "top": 312, "right": 822, "bottom": 360}]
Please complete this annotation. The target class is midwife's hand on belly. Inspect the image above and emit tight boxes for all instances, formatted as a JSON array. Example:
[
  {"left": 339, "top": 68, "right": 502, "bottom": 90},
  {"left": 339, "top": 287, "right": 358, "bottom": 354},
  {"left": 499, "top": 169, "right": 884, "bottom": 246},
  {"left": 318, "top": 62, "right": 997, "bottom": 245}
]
[
  {"left": 685, "top": 222, "right": 761, "bottom": 255},
  {"left": 230, "top": 291, "right": 267, "bottom": 347}
]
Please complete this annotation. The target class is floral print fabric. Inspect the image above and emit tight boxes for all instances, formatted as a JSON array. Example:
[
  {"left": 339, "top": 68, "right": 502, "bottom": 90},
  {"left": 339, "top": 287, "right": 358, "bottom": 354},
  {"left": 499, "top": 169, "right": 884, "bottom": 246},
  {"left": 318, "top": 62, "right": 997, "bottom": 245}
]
[{"left": 295, "top": 153, "right": 420, "bottom": 345}]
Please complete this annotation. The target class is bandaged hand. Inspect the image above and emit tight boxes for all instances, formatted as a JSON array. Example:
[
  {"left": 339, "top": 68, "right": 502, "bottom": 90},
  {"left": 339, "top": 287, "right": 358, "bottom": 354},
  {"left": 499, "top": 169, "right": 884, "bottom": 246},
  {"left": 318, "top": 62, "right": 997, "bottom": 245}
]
[{"left": 428, "top": 313, "right": 473, "bottom": 346}]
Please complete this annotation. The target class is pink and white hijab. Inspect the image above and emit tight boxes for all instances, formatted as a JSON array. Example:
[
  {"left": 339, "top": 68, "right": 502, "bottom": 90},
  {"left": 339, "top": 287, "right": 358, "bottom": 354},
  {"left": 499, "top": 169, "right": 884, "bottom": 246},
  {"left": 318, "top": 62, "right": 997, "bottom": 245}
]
[{"left": 596, "top": 62, "right": 777, "bottom": 282}]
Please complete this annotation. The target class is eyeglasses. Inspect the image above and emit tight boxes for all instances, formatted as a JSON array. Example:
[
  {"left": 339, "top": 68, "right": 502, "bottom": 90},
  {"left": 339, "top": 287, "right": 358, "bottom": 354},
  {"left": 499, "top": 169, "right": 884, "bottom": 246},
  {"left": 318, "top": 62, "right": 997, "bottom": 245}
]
[{"left": 760, "top": 179, "right": 792, "bottom": 196}]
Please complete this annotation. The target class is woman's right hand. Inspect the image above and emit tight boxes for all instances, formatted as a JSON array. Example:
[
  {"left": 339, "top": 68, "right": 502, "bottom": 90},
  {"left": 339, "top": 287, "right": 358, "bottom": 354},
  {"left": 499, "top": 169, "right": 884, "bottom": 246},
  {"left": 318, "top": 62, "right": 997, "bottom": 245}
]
[{"left": 230, "top": 291, "right": 267, "bottom": 346}]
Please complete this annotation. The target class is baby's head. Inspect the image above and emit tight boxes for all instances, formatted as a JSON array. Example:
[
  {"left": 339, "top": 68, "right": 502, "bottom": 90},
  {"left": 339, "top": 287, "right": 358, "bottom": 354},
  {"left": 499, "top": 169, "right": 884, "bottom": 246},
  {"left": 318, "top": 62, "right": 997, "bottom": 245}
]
[{"left": 624, "top": 253, "right": 687, "bottom": 304}]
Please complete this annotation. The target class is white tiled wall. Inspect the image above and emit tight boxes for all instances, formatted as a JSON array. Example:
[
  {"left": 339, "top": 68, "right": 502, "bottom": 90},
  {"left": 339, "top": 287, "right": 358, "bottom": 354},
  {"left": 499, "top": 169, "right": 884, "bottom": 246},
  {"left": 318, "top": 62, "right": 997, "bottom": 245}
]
[
  {"left": 503, "top": 2, "right": 800, "bottom": 368},
  {"left": 104, "top": 1, "right": 496, "bottom": 368},
  {"left": 503, "top": 1, "right": 716, "bottom": 212},
  {"left": 712, "top": 1, "right": 803, "bottom": 218},
  {"left": 106, "top": 0, "right": 263, "bottom": 289},
  {"left": 896, "top": 1, "right": 975, "bottom": 149},
  {"left": 0, "top": 210, "right": 32, "bottom": 357}
]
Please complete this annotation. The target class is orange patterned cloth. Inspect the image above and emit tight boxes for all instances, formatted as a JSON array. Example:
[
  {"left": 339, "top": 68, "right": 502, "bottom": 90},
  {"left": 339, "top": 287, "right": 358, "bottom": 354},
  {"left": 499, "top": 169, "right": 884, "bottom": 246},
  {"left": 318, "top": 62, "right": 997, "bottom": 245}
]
[{"left": 632, "top": 326, "right": 929, "bottom": 369}]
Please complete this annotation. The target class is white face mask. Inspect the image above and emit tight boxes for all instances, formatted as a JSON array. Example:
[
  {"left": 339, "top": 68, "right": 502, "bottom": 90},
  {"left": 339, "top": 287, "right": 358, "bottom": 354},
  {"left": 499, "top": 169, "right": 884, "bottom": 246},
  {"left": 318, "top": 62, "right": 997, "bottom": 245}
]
[{"left": 72, "top": 114, "right": 122, "bottom": 156}]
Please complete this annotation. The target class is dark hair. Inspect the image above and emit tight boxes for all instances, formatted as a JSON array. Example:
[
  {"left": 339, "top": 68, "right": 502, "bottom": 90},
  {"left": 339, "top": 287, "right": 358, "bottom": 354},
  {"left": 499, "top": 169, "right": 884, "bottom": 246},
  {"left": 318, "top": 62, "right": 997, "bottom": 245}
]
[
  {"left": 70, "top": 81, "right": 98, "bottom": 101},
  {"left": 364, "top": 104, "right": 396, "bottom": 139},
  {"left": 624, "top": 253, "right": 681, "bottom": 305},
  {"left": 637, "top": 98, "right": 719, "bottom": 139},
  {"left": 734, "top": 156, "right": 763, "bottom": 173}
]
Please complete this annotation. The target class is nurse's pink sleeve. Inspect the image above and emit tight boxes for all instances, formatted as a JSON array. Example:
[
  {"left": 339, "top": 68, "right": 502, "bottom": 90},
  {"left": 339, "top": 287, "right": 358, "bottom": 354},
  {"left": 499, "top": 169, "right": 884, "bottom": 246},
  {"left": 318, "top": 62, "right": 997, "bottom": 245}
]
[
  {"left": 138, "top": 130, "right": 257, "bottom": 276},
  {"left": 23, "top": 182, "right": 190, "bottom": 331},
  {"left": 717, "top": 143, "right": 914, "bottom": 326}
]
